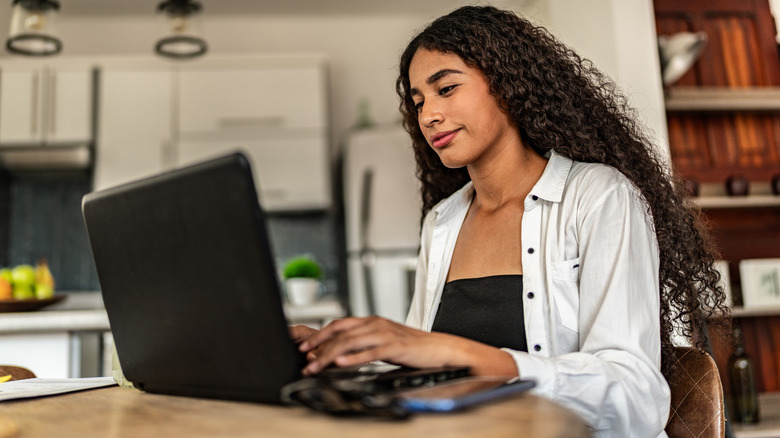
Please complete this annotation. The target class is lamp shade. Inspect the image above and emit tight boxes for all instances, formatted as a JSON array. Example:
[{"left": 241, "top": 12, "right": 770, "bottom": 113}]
[
  {"left": 6, "top": 0, "right": 62, "bottom": 56},
  {"left": 155, "top": 0, "right": 207, "bottom": 59},
  {"left": 658, "top": 32, "right": 708, "bottom": 86}
]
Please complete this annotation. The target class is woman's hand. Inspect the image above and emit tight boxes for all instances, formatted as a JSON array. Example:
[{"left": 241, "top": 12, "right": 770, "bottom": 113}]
[
  {"left": 289, "top": 324, "right": 319, "bottom": 345},
  {"left": 297, "top": 316, "right": 518, "bottom": 378}
]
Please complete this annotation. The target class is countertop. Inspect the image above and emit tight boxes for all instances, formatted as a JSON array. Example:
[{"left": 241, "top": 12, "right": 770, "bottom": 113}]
[
  {"left": 0, "top": 293, "right": 110, "bottom": 334},
  {"left": 0, "top": 292, "right": 345, "bottom": 334}
]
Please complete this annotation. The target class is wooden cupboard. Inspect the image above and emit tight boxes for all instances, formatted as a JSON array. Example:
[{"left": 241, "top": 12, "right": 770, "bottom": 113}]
[{"left": 654, "top": 0, "right": 780, "bottom": 394}]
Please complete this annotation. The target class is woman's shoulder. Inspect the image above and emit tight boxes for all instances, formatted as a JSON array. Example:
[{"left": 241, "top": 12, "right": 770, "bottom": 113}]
[{"left": 565, "top": 159, "right": 643, "bottom": 206}]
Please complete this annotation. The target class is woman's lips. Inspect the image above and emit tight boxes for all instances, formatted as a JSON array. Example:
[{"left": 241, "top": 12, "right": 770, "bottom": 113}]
[{"left": 431, "top": 129, "right": 460, "bottom": 148}]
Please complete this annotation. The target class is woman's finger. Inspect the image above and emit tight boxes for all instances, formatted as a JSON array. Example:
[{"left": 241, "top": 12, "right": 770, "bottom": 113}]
[
  {"left": 302, "top": 330, "right": 387, "bottom": 375},
  {"left": 299, "top": 317, "right": 374, "bottom": 351},
  {"left": 288, "top": 325, "right": 318, "bottom": 343}
]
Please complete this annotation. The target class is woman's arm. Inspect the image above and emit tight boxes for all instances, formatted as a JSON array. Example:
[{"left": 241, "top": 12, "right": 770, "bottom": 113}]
[
  {"left": 507, "top": 170, "right": 670, "bottom": 435},
  {"left": 297, "top": 316, "right": 517, "bottom": 377}
]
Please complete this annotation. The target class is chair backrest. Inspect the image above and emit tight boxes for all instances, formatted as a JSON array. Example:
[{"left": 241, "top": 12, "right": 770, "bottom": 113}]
[
  {"left": 0, "top": 365, "right": 36, "bottom": 381},
  {"left": 665, "top": 346, "right": 726, "bottom": 438}
]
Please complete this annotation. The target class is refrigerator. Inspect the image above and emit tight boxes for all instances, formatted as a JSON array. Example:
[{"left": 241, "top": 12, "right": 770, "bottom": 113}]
[{"left": 342, "top": 126, "right": 421, "bottom": 322}]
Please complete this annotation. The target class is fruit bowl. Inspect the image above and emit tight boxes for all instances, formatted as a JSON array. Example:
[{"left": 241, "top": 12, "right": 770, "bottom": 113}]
[{"left": 0, "top": 295, "right": 66, "bottom": 313}]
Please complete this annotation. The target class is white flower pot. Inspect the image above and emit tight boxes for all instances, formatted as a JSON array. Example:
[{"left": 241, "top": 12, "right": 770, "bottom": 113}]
[{"left": 285, "top": 278, "right": 320, "bottom": 306}]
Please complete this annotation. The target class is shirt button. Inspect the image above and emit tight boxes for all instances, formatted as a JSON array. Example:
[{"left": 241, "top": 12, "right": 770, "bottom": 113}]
[
  {"left": 532, "top": 195, "right": 538, "bottom": 201},
  {"left": 527, "top": 292, "right": 534, "bottom": 299},
  {"left": 527, "top": 248, "right": 535, "bottom": 254},
  {"left": 534, "top": 344, "right": 542, "bottom": 352}
]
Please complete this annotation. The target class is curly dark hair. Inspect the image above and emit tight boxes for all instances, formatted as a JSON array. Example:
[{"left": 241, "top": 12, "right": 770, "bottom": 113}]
[{"left": 395, "top": 5, "right": 729, "bottom": 378}]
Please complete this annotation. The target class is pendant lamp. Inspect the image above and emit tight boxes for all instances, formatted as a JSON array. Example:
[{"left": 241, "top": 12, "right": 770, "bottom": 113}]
[
  {"left": 155, "top": 0, "right": 207, "bottom": 59},
  {"left": 5, "top": 0, "right": 62, "bottom": 56},
  {"left": 658, "top": 32, "right": 708, "bottom": 86}
]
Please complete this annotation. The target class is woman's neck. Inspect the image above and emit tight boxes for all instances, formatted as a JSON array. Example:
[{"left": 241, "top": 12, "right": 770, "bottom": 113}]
[{"left": 467, "top": 143, "right": 548, "bottom": 212}]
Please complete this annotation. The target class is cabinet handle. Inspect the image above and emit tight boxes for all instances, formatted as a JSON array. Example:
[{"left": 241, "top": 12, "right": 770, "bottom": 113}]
[
  {"left": 40, "top": 69, "right": 51, "bottom": 142},
  {"left": 218, "top": 116, "right": 285, "bottom": 129},
  {"left": 31, "top": 71, "right": 39, "bottom": 136},
  {"left": 49, "top": 71, "right": 57, "bottom": 136},
  {"left": 160, "top": 140, "right": 176, "bottom": 168}
]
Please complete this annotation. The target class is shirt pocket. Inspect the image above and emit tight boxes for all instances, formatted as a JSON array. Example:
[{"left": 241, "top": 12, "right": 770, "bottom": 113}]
[{"left": 550, "top": 258, "right": 580, "bottom": 333}]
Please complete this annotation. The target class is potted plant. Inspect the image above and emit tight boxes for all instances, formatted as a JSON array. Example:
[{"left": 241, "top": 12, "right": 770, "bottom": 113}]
[{"left": 282, "top": 256, "right": 323, "bottom": 306}]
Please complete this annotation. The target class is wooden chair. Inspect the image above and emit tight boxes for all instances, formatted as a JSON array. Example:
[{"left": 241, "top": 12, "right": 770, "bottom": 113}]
[
  {"left": 665, "top": 346, "right": 726, "bottom": 438},
  {"left": 0, "top": 365, "right": 36, "bottom": 381}
]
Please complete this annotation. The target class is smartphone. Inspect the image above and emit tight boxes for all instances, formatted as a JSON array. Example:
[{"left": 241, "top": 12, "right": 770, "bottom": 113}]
[{"left": 396, "top": 377, "right": 536, "bottom": 412}]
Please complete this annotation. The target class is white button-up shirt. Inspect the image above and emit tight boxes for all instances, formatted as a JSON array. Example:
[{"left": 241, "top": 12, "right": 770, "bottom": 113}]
[{"left": 406, "top": 151, "right": 671, "bottom": 437}]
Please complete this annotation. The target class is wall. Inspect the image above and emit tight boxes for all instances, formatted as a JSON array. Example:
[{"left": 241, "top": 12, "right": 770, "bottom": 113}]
[{"left": 542, "top": 0, "right": 669, "bottom": 161}]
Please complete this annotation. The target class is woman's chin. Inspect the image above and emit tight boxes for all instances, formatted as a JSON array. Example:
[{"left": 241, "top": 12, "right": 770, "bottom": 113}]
[{"left": 436, "top": 153, "right": 470, "bottom": 169}]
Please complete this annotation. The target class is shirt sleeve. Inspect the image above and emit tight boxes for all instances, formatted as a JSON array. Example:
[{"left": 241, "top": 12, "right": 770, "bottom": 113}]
[{"left": 504, "top": 174, "right": 671, "bottom": 436}]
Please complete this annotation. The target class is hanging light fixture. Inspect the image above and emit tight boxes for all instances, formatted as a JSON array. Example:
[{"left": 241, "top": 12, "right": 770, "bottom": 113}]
[
  {"left": 155, "top": 0, "right": 208, "bottom": 59},
  {"left": 658, "top": 32, "right": 708, "bottom": 86},
  {"left": 5, "top": 0, "right": 62, "bottom": 56}
]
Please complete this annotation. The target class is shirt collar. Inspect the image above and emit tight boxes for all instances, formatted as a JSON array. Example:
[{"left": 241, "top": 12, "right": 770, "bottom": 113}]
[
  {"left": 431, "top": 150, "right": 574, "bottom": 220},
  {"left": 530, "top": 150, "right": 572, "bottom": 203},
  {"left": 431, "top": 180, "right": 474, "bottom": 225}
]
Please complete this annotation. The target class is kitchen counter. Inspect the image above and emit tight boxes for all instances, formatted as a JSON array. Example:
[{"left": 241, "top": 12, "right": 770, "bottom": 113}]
[
  {"left": 0, "top": 310, "right": 110, "bottom": 334},
  {"left": 0, "top": 292, "right": 109, "bottom": 335},
  {"left": 0, "top": 291, "right": 345, "bottom": 378},
  {"left": 1, "top": 292, "right": 345, "bottom": 333},
  {"left": 0, "top": 292, "right": 111, "bottom": 378}
]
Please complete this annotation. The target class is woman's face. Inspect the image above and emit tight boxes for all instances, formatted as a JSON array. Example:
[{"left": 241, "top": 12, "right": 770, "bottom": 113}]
[{"left": 408, "top": 49, "right": 519, "bottom": 169}]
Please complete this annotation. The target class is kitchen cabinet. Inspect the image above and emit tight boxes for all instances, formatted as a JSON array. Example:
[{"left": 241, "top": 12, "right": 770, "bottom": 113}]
[
  {"left": 175, "top": 58, "right": 330, "bottom": 211},
  {"left": 178, "top": 136, "right": 330, "bottom": 211},
  {"left": 0, "top": 63, "right": 95, "bottom": 145},
  {"left": 178, "top": 65, "right": 327, "bottom": 132},
  {"left": 93, "top": 63, "right": 174, "bottom": 191},
  {"left": 94, "top": 56, "right": 331, "bottom": 211}
]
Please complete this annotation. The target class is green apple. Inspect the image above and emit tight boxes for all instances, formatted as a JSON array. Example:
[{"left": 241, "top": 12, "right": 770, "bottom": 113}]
[
  {"left": 13, "top": 284, "right": 34, "bottom": 300},
  {"left": 11, "top": 265, "right": 35, "bottom": 288}
]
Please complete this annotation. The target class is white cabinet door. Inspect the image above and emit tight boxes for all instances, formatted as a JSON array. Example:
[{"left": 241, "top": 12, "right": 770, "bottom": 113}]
[
  {"left": 49, "top": 68, "right": 93, "bottom": 143},
  {"left": 0, "top": 333, "right": 70, "bottom": 378},
  {"left": 94, "top": 68, "right": 173, "bottom": 191},
  {"left": 177, "top": 136, "right": 330, "bottom": 211},
  {"left": 0, "top": 69, "right": 40, "bottom": 144},
  {"left": 178, "top": 66, "right": 327, "bottom": 132},
  {"left": 0, "top": 65, "right": 92, "bottom": 145}
]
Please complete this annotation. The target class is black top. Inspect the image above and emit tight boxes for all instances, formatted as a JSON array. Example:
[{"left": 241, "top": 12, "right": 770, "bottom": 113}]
[{"left": 431, "top": 275, "right": 528, "bottom": 352}]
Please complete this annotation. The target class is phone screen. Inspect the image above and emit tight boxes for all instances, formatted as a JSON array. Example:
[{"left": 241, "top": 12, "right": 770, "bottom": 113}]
[{"left": 396, "top": 377, "right": 535, "bottom": 412}]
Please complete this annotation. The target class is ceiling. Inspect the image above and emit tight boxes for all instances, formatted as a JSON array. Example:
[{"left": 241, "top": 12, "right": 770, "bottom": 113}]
[{"left": 55, "top": 0, "right": 492, "bottom": 16}]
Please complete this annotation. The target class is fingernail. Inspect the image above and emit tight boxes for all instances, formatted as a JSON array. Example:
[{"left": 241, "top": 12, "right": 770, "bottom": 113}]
[{"left": 299, "top": 342, "right": 309, "bottom": 351}]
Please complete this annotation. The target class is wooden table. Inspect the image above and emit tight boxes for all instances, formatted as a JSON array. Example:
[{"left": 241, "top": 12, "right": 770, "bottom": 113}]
[{"left": 0, "top": 386, "right": 591, "bottom": 438}]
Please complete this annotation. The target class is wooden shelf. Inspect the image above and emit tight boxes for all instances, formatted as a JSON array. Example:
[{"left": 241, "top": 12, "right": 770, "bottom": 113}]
[
  {"left": 692, "top": 195, "right": 780, "bottom": 209},
  {"left": 664, "top": 87, "right": 780, "bottom": 112},
  {"left": 731, "top": 306, "right": 780, "bottom": 318},
  {"left": 732, "top": 392, "right": 780, "bottom": 437}
]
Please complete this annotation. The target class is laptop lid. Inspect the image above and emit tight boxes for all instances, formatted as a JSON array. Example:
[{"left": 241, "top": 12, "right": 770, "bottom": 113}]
[{"left": 82, "top": 152, "right": 303, "bottom": 404}]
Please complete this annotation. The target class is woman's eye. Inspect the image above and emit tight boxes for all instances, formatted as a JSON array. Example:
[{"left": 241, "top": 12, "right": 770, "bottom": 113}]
[
  {"left": 439, "top": 85, "right": 458, "bottom": 95},
  {"left": 414, "top": 101, "right": 424, "bottom": 112}
]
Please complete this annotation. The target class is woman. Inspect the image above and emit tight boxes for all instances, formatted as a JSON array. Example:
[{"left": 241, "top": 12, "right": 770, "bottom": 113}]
[{"left": 292, "top": 6, "right": 728, "bottom": 436}]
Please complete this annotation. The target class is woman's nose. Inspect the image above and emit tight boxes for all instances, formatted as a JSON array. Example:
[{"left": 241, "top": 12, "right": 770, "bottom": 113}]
[{"left": 419, "top": 103, "right": 443, "bottom": 127}]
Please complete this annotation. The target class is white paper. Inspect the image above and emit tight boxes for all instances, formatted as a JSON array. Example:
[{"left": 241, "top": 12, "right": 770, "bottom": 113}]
[{"left": 0, "top": 377, "right": 116, "bottom": 402}]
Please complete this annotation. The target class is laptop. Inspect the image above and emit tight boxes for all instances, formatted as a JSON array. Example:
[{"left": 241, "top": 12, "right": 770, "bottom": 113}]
[{"left": 82, "top": 152, "right": 468, "bottom": 406}]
